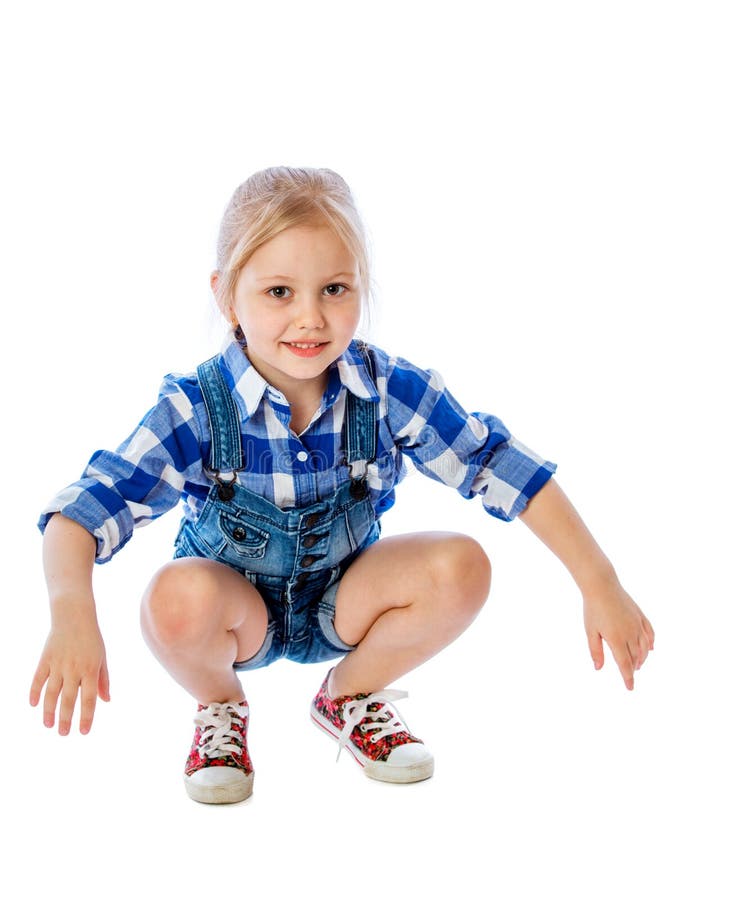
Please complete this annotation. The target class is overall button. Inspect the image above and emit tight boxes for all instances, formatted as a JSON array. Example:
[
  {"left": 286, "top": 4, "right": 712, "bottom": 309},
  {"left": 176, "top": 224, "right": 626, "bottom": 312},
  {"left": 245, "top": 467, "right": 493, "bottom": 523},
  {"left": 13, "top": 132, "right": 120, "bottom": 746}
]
[
  {"left": 303, "top": 531, "right": 329, "bottom": 549},
  {"left": 218, "top": 483, "right": 236, "bottom": 501},
  {"left": 349, "top": 479, "right": 368, "bottom": 500}
]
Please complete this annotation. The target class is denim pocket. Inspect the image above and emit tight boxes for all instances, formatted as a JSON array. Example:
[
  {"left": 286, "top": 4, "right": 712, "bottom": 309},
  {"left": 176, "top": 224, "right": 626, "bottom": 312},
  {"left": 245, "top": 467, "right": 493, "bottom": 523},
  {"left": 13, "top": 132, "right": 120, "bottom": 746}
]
[{"left": 218, "top": 512, "right": 270, "bottom": 560}]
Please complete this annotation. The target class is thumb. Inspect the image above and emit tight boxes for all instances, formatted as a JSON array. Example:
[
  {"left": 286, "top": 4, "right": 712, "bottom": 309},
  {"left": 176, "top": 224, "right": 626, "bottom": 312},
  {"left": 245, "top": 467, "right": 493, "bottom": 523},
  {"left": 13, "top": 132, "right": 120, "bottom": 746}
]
[{"left": 587, "top": 630, "right": 605, "bottom": 671}]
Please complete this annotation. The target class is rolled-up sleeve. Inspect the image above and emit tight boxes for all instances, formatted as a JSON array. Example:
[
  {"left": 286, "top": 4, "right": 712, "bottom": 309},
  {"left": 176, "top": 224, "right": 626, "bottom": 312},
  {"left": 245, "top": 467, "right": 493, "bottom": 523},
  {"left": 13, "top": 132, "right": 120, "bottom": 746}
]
[
  {"left": 385, "top": 355, "right": 556, "bottom": 521},
  {"left": 38, "top": 375, "right": 205, "bottom": 563}
]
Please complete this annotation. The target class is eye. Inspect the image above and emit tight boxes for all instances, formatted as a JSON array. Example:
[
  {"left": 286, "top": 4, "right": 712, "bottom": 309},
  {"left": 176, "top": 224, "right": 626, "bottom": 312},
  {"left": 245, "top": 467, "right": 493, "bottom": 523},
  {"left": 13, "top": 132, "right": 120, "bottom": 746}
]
[
  {"left": 267, "top": 286, "right": 292, "bottom": 299},
  {"left": 323, "top": 283, "right": 349, "bottom": 297}
]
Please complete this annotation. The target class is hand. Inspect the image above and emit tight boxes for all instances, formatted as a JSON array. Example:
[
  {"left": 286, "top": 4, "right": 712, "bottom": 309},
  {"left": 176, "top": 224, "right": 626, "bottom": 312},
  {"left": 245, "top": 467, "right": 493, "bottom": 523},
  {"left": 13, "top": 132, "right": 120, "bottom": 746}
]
[
  {"left": 583, "top": 580, "right": 655, "bottom": 690},
  {"left": 29, "top": 614, "right": 110, "bottom": 735}
]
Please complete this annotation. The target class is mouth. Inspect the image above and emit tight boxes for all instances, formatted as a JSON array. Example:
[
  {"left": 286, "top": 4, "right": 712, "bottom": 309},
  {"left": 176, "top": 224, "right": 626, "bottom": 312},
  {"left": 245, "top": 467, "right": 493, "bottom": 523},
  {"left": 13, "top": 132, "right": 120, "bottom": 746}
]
[{"left": 283, "top": 341, "right": 329, "bottom": 358}]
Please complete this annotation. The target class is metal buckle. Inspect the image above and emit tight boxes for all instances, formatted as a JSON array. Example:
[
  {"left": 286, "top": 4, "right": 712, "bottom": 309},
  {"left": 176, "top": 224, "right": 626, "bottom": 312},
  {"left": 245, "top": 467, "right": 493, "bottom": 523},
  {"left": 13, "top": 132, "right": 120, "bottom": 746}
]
[{"left": 212, "top": 471, "right": 237, "bottom": 502}]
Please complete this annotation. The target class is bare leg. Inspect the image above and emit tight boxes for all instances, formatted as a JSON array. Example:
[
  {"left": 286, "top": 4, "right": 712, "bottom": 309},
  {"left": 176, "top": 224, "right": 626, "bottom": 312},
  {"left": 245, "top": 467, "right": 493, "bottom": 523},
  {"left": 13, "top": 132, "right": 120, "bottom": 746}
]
[
  {"left": 140, "top": 557, "right": 268, "bottom": 704},
  {"left": 330, "top": 532, "right": 491, "bottom": 697}
]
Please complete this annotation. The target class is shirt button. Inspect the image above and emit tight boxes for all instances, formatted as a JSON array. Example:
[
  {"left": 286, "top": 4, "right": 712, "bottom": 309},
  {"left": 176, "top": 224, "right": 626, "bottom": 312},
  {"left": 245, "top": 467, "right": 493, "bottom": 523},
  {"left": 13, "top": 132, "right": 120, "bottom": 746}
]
[{"left": 296, "top": 450, "right": 309, "bottom": 462}]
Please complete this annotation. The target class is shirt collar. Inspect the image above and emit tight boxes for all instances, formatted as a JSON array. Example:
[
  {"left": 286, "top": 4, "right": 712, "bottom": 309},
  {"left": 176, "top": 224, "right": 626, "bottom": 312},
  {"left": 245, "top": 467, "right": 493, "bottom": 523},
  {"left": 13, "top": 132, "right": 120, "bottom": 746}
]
[
  {"left": 336, "top": 339, "right": 380, "bottom": 403},
  {"left": 218, "top": 337, "right": 379, "bottom": 421}
]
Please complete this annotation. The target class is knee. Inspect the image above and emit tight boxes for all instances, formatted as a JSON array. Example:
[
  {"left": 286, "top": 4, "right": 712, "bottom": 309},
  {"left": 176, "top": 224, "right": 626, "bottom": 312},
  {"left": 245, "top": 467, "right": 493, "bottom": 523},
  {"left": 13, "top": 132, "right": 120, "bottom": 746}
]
[
  {"left": 140, "top": 560, "right": 220, "bottom": 649},
  {"left": 430, "top": 534, "right": 491, "bottom": 615}
]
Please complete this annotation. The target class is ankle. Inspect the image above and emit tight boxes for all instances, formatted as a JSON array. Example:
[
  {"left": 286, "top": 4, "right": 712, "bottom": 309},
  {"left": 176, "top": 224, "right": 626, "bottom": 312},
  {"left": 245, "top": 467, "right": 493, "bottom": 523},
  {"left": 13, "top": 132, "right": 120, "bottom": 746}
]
[
  {"left": 328, "top": 668, "right": 358, "bottom": 700},
  {"left": 197, "top": 695, "right": 246, "bottom": 707},
  {"left": 328, "top": 668, "right": 378, "bottom": 700},
  {"left": 327, "top": 669, "right": 340, "bottom": 700}
]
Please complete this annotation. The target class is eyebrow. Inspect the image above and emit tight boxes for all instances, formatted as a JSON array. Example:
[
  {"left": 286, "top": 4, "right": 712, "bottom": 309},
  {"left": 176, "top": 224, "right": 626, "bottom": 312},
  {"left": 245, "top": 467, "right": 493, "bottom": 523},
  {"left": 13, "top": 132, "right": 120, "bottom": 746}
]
[{"left": 255, "top": 272, "right": 356, "bottom": 282}]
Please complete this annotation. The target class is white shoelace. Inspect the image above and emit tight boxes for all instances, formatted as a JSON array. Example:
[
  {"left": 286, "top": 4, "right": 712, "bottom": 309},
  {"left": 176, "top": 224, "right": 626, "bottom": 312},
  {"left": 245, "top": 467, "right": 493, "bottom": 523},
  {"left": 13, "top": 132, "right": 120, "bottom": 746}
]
[
  {"left": 194, "top": 701, "right": 247, "bottom": 760},
  {"left": 336, "top": 690, "right": 409, "bottom": 762}
]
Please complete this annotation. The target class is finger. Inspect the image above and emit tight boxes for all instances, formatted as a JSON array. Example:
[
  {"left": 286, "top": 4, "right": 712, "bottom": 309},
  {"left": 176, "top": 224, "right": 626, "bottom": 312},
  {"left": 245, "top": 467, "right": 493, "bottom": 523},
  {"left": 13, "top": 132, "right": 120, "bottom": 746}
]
[
  {"left": 631, "top": 635, "right": 647, "bottom": 667},
  {"left": 636, "top": 628, "right": 652, "bottom": 669},
  {"left": 29, "top": 661, "right": 50, "bottom": 707},
  {"left": 642, "top": 617, "right": 656, "bottom": 649},
  {"left": 633, "top": 644, "right": 644, "bottom": 670},
  {"left": 80, "top": 675, "right": 98, "bottom": 735},
  {"left": 42, "top": 677, "right": 62, "bottom": 729},
  {"left": 58, "top": 682, "right": 80, "bottom": 736},
  {"left": 628, "top": 638, "right": 644, "bottom": 671},
  {"left": 615, "top": 651, "right": 635, "bottom": 690},
  {"left": 587, "top": 630, "right": 605, "bottom": 670},
  {"left": 98, "top": 658, "right": 110, "bottom": 703},
  {"left": 637, "top": 632, "right": 651, "bottom": 668}
]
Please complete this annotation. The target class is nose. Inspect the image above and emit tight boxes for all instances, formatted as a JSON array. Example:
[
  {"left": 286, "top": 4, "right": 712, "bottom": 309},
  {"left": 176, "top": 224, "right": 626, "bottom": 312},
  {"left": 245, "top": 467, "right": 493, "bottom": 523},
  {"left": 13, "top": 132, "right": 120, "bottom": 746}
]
[{"left": 294, "top": 294, "right": 325, "bottom": 330}]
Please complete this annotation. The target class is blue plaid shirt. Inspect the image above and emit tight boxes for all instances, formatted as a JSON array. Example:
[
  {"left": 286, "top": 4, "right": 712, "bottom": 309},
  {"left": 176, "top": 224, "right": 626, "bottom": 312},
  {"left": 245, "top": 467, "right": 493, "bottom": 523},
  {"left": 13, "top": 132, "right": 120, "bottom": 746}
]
[{"left": 39, "top": 338, "right": 556, "bottom": 563}]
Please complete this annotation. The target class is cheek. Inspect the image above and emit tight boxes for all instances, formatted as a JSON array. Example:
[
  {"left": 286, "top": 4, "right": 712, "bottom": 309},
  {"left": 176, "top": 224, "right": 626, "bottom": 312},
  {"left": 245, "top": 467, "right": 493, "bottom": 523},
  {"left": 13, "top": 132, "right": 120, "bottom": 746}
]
[
  {"left": 339, "top": 301, "right": 362, "bottom": 333},
  {"left": 236, "top": 304, "right": 280, "bottom": 336}
]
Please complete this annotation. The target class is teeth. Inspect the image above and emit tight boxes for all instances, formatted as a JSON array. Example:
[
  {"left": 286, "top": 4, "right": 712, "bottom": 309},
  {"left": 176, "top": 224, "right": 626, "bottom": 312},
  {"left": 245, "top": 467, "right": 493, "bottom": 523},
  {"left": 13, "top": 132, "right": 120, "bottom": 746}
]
[{"left": 290, "top": 343, "right": 321, "bottom": 348}]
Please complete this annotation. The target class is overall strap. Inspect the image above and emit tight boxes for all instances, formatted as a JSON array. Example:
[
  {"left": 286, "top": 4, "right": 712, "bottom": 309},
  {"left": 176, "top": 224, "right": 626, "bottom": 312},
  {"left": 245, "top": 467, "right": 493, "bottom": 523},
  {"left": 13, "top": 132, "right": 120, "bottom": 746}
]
[
  {"left": 343, "top": 342, "right": 378, "bottom": 497},
  {"left": 196, "top": 355, "right": 245, "bottom": 483}
]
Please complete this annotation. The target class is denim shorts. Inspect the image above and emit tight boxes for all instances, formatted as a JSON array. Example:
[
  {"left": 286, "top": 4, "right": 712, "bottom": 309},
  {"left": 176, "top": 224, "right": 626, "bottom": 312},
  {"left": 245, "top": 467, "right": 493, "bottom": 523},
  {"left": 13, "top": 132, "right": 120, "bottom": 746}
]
[
  {"left": 173, "top": 484, "right": 381, "bottom": 670},
  {"left": 233, "top": 541, "right": 374, "bottom": 671}
]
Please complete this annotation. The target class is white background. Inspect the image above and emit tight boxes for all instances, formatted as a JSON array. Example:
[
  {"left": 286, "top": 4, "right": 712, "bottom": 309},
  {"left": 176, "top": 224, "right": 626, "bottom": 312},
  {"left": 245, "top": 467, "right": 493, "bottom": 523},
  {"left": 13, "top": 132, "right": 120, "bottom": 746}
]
[{"left": 1, "top": 1, "right": 737, "bottom": 896}]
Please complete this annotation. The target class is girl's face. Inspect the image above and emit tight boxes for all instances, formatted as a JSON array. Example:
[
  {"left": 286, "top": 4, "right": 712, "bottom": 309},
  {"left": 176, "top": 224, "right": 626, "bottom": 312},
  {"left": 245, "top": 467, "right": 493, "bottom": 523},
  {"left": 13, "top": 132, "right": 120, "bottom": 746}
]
[{"left": 220, "top": 224, "right": 362, "bottom": 402}]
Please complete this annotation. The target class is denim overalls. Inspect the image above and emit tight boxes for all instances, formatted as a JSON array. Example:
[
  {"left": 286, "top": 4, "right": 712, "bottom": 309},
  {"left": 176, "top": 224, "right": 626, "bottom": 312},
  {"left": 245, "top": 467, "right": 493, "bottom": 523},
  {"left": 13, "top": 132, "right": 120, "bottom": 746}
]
[{"left": 173, "top": 346, "right": 381, "bottom": 670}]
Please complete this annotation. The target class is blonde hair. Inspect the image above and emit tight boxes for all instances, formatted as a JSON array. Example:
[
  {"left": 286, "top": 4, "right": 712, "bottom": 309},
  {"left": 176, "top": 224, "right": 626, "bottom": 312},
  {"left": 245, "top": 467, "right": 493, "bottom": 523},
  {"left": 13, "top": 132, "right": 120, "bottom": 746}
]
[{"left": 214, "top": 166, "right": 373, "bottom": 333}]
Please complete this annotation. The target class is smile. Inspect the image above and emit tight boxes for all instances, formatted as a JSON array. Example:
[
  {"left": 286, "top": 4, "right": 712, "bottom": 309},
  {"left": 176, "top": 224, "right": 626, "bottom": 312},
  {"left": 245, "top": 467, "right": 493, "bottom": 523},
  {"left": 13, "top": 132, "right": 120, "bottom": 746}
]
[{"left": 284, "top": 341, "right": 328, "bottom": 358}]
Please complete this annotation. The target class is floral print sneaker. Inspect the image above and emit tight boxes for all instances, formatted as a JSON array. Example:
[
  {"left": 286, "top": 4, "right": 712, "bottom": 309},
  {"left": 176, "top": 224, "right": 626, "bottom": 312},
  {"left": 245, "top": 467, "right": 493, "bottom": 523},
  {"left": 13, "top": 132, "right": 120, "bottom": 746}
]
[
  {"left": 184, "top": 700, "right": 254, "bottom": 804},
  {"left": 310, "top": 671, "right": 434, "bottom": 783}
]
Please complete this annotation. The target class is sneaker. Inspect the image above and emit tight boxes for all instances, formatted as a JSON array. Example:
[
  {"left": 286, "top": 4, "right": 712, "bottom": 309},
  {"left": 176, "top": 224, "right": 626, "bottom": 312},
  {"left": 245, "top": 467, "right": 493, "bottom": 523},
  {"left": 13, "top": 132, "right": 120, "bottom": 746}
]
[
  {"left": 310, "top": 671, "right": 434, "bottom": 783},
  {"left": 183, "top": 700, "right": 254, "bottom": 804}
]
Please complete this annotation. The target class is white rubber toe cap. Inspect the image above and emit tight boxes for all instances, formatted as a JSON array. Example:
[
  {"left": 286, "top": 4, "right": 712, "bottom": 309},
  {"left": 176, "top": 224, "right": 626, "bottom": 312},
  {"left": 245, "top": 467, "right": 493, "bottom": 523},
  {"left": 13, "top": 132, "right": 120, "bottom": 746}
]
[
  {"left": 189, "top": 766, "right": 248, "bottom": 788},
  {"left": 184, "top": 766, "right": 254, "bottom": 804},
  {"left": 364, "top": 743, "right": 435, "bottom": 784},
  {"left": 386, "top": 743, "right": 433, "bottom": 766}
]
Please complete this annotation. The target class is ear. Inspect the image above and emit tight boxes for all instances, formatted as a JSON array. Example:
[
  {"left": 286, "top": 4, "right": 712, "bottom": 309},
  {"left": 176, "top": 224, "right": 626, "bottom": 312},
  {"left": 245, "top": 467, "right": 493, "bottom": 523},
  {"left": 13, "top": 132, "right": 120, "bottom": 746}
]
[{"left": 211, "top": 270, "right": 237, "bottom": 325}]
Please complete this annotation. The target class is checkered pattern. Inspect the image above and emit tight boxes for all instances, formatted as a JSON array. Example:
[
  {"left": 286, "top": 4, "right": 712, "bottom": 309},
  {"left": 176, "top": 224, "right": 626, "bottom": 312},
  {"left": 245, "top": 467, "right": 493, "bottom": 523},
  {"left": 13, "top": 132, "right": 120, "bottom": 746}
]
[{"left": 39, "top": 337, "right": 556, "bottom": 562}]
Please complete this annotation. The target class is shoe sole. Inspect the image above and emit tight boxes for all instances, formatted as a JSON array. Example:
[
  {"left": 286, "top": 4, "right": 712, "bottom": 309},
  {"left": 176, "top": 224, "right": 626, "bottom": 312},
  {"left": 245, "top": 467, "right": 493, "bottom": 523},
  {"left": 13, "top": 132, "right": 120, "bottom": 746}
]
[
  {"left": 310, "top": 706, "right": 434, "bottom": 784},
  {"left": 183, "top": 771, "right": 254, "bottom": 805}
]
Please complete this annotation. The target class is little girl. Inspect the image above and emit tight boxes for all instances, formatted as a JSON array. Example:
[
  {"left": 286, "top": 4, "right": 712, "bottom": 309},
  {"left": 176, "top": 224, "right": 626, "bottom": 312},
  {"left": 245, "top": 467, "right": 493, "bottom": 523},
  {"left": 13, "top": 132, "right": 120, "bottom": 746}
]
[{"left": 31, "top": 166, "right": 654, "bottom": 804}]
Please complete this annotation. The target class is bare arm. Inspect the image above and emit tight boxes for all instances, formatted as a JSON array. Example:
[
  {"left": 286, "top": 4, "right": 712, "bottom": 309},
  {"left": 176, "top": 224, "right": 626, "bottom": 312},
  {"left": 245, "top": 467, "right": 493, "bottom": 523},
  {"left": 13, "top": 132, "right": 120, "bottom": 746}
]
[
  {"left": 29, "top": 514, "right": 110, "bottom": 734},
  {"left": 519, "top": 478, "right": 655, "bottom": 690}
]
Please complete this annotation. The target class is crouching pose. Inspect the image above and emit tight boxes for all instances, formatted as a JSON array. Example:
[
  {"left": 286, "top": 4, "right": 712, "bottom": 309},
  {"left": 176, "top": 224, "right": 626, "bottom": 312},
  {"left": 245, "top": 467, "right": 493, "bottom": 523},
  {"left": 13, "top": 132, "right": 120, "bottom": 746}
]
[{"left": 31, "top": 166, "right": 654, "bottom": 804}]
